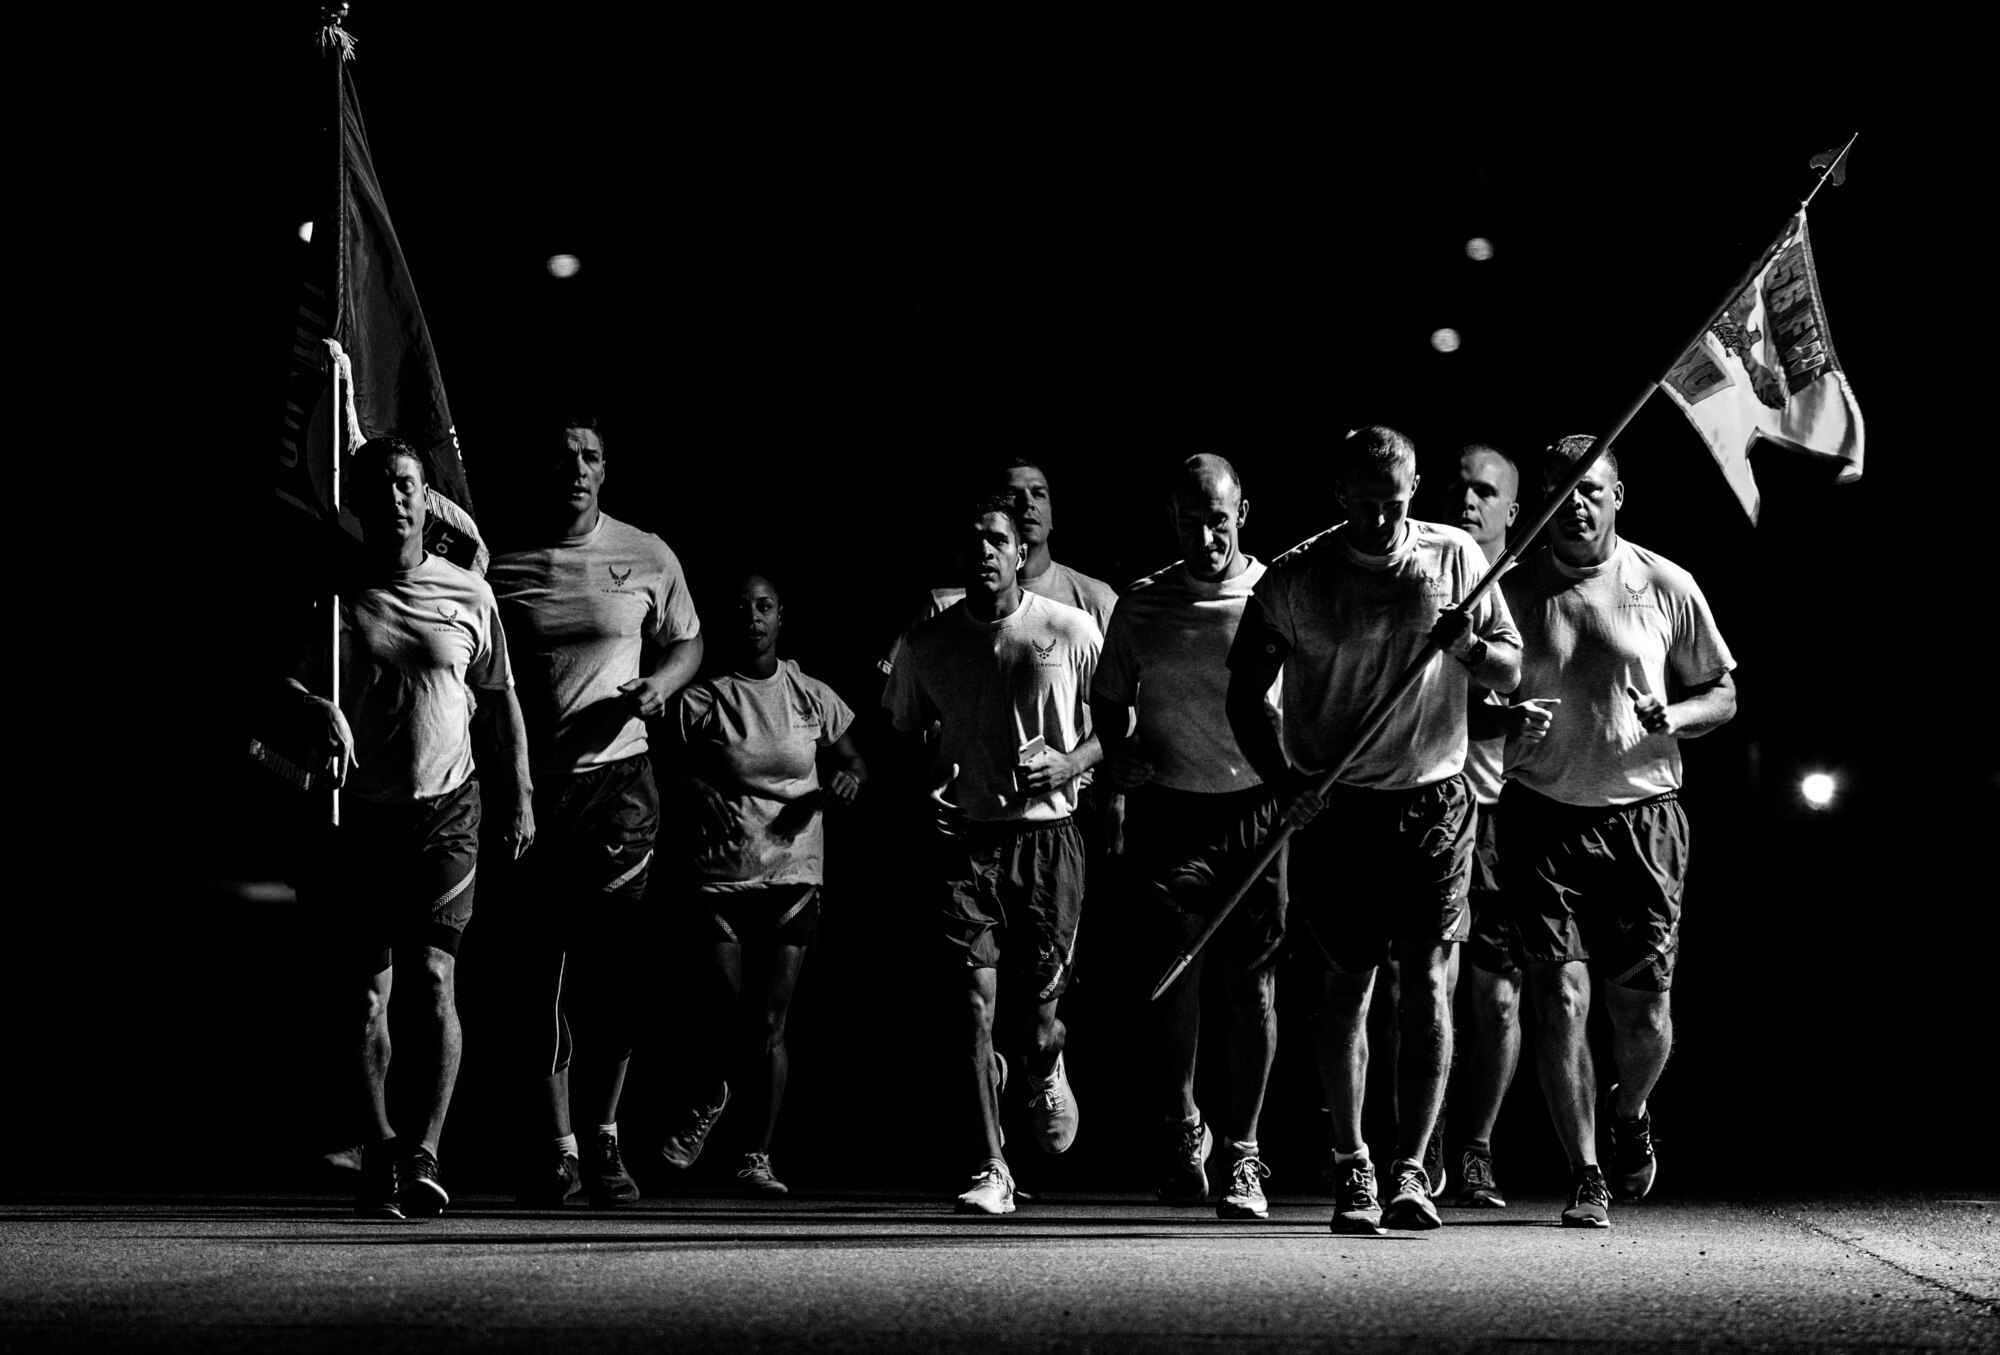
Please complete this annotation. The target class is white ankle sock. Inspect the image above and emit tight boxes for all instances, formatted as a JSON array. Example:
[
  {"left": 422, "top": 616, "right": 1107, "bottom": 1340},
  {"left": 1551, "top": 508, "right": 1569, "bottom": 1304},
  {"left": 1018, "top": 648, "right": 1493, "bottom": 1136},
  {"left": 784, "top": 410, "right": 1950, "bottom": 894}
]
[
  {"left": 597, "top": 1122, "right": 619, "bottom": 1141},
  {"left": 1231, "top": 1139, "right": 1259, "bottom": 1157},
  {"left": 555, "top": 1133, "right": 578, "bottom": 1157},
  {"left": 1333, "top": 1143, "right": 1370, "bottom": 1167}
]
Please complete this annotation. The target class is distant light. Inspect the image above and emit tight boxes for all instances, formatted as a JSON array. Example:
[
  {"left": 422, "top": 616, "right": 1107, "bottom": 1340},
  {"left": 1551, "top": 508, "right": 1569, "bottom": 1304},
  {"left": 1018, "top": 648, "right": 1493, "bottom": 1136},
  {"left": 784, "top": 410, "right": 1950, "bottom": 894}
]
[
  {"left": 1800, "top": 773, "right": 1836, "bottom": 809},
  {"left": 546, "top": 254, "right": 581, "bottom": 279},
  {"left": 297, "top": 221, "right": 314, "bottom": 243},
  {"left": 1465, "top": 237, "right": 1494, "bottom": 261},
  {"left": 1430, "top": 328, "right": 1462, "bottom": 353}
]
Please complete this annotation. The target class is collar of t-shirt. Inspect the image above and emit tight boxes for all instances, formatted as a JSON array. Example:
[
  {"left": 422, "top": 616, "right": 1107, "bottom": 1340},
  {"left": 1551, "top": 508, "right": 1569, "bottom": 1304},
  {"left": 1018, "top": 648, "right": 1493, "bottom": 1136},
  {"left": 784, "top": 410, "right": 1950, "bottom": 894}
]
[
  {"left": 361, "top": 551, "right": 431, "bottom": 587},
  {"left": 557, "top": 518, "right": 604, "bottom": 551},
  {"left": 1335, "top": 521, "right": 1415, "bottom": 571},
  {"left": 1179, "top": 556, "right": 1261, "bottom": 600},
  {"left": 1548, "top": 538, "right": 1625, "bottom": 582},
  {"left": 954, "top": 591, "right": 1033, "bottom": 630}
]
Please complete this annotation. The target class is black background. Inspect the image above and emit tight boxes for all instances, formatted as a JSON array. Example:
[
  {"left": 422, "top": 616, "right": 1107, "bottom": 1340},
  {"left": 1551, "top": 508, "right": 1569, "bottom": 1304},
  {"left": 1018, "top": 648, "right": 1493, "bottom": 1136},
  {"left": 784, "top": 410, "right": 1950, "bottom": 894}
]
[{"left": 23, "top": 14, "right": 1988, "bottom": 1199}]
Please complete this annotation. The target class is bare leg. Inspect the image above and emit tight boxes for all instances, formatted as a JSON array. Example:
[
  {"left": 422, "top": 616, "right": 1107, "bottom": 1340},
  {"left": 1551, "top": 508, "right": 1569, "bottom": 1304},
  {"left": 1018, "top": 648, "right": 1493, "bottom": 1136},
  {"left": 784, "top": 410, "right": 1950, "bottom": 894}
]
[
  {"left": 413, "top": 946, "right": 463, "bottom": 1157},
  {"left": 1603, "top": 985, "right": 1672, "bottom": 1118},
  {"left": 1392, "top": 942, "right": 1453, "bottom": 1165},
  {"left": 539, "top": 1067, "right": 571, "bottom": 1138},
  {"left": 1020, "top": 993, "right": 1067, "bottom": 1082},
  {"left": 1155, "top": 916, "right": 1205, "bottom": 1121},
  {"left": 1222, "top": 961, "right": 1278, "bottom": 1145},
  {"left": 965, "top": 968, "right": 1006, "bottom": 1164},
  {"left": 1528, "top": 959, "right": 1595, "bottom": 1165},
  {"left": 697, "top": 942, "right": 745, "bottom": 1109},
  {"left": 577, "top": 1058, "right": 629, "bottom": 1132},
  {"left": 359, "top": 965, "right": 395, "bottom": 1143},
  {"left": 1312, "top": 968, "right": 1376, "bottom": 1154},
  {"left": 1458, "top": 961, "right": 1523, "bottom": 1148},
  {"left": 741, "top": 944, "right": 808, "bottom": 1153}
]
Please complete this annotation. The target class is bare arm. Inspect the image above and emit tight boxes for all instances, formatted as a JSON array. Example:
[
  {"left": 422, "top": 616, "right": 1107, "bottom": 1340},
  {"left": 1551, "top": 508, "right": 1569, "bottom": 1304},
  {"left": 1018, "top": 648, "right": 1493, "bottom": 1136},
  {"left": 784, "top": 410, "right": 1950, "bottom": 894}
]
[
  {"left": 282, "top": 676, "right": 357, "bottom": 786},
  {"left": 1431, "top": 610, "right": 1521, "bottom": 694},
  {"left": 819, "top": 729, "right": 869, "bottom": 806},
  {"left": 620, "top": 634, "right": 706, "bottom": 719},
  {"left": 1225, "top": 646, "right": 1291, "bottom": 789},
  {"left": 1631, "top": 670, "right": 1737, "bottom": 739},
  {"left": 1090, "top": 695, "right": 1153, "bottom": 791},
  {"left": 473, "top": 685, "right": 536, "bottom": 858},
  {"left": 1019, "top": 732, "right": 1101, "bottom": 796}
]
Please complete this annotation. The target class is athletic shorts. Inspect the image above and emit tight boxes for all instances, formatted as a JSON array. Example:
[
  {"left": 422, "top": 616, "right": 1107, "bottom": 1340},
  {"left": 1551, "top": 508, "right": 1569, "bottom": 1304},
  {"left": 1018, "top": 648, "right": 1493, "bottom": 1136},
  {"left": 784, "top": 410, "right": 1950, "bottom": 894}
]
[
  {"left": 1506, "top": 786, "right": 1687, "bottom": 993},
  {"left": 939, "top": 817, "right": 1087, "bottom": 1002},
  {"left": 1288, "top": 774, "right": 1474, "bottom": 975},
  {"left": 695, "top": 883, "right": 821, "bottom": 949},
  {"left": 513, "top": 754, "right": 660, "bottom": 903},
  {"left": 330, "top": 777, "right": 482, "bottom": 973},
  {"left": 1464, "top": 800, "right": 1519, "bottom": 974},
  {"left": 1126, "top": 783, "right": 1288, "bottom": 972}
]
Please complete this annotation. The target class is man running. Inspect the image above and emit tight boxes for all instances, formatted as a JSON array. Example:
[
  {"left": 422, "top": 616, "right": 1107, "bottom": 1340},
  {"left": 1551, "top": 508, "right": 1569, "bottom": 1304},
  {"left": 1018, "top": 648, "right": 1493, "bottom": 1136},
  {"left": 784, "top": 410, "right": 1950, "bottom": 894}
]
[
  {"left": 289, "top": 435, "right": 534, "bottom": 1220},
  {"left": 1093, "top": 455, "right": 1286, "bottom": 1220},
  {"left": 887, "top": 493, "right": 1103, "bottom": 1216},
  {"left": 1500, "top": 435, "right": 1736, "bottom": 1229},
  {"left": 1225, "top": 425, "right": 1521, "bottom": 1235},
  {"left": 487, "top": 416, "right": 703, "bottom": 1208}
]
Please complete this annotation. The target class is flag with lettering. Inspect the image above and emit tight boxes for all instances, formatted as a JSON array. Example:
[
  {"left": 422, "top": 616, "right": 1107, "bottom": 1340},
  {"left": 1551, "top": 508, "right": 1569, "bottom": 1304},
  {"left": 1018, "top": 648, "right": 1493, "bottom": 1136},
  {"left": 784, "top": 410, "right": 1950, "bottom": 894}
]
[{"left": 1660, "top": 210, "right": 1864, "bottom": 522}]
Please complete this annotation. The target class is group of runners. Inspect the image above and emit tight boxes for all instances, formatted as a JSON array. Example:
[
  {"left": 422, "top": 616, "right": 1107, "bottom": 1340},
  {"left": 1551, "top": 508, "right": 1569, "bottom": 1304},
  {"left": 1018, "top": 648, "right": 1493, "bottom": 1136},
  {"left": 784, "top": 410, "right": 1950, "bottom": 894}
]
[{"left": 288, "top": 418, "right": 1735, "bottom": 1234}]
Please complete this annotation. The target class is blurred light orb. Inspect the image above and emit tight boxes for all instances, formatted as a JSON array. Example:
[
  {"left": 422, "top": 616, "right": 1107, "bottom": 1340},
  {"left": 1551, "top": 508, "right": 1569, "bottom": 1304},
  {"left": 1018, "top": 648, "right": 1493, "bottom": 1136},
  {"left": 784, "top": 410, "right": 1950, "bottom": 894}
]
[
  {"left": 1430, "top": 328, "right": 1462, "bottom": 353},
  {"left": 297, "top": 221, "right": 314, "bottom": 243},
  {"left": 1800, "top": 772, "right": 1836, "bottom": 809},
  {"left": 546, "top": 254, "right": 581, "bottom": 279},
  {"left": 1465, "top": 236, "right": 1494, "bottom": 261}
]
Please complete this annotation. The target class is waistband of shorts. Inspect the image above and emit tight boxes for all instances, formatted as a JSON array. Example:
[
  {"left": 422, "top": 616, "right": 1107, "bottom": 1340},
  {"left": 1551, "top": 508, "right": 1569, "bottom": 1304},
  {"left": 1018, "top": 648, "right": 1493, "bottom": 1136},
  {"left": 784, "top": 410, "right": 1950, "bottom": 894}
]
[
  {"left": 967, "top": 814, "right": 1075, "bottom": 839},
  {"left": 542, "top": 752, "right": 652, "bottom": 783},
  {"left": 1512, "top": 785, "right": 1678, "bottom": 814}
]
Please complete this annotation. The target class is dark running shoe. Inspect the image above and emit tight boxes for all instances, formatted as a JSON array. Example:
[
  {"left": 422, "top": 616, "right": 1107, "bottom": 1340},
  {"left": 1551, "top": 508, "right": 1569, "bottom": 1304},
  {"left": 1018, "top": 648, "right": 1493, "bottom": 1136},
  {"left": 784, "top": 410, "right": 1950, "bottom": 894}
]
[
  {"left": 1562, "top": 1162, "right": 1612, "bottom": 1229},
  {"left": 660, "top": 1084, "right": 730, "bottom": 1170},
  {"left": 399, "top": 1145, "right": 448, "bottom": 1217},
  {"left": 1381, "top": 1160, "right": 1443, "bottom": 1231},
  {"left": 1453, "top": 1148, "right": 1506, "bottom": 1209},
  {"left": 1158, "top": 1116, "right": 1212, "bottom": 1205},
  {"left": 587, "top": 1132, "right": 642, "bottom": 1208},
  {"left": 517, "top": 1151, "right": 582, "bottom": 1208},
  {"left": 1328, "top": 1157, "right": 1384, "bottom": 1236},
  {"left": 355, "top": 1141, "right": 405, "bottom": 1220},
  {"left": 1601, "top": 1083, "right": 1658, "bottom": 1201}
]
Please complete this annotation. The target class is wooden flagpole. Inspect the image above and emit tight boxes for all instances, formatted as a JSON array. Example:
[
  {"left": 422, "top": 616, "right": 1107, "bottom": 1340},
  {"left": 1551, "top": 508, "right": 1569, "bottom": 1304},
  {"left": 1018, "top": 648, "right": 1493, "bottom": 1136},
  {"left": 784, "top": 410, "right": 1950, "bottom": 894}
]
[{"left": 1150, "top": 136, "right": 1860, "bottom": 1000}]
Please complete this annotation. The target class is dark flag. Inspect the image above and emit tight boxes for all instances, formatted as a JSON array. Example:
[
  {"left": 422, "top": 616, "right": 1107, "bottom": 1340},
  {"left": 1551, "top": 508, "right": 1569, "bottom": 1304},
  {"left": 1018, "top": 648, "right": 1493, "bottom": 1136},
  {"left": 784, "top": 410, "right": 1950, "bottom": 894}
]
[{"left": 276, "top": 13, "right": 482, "bottom": 570}]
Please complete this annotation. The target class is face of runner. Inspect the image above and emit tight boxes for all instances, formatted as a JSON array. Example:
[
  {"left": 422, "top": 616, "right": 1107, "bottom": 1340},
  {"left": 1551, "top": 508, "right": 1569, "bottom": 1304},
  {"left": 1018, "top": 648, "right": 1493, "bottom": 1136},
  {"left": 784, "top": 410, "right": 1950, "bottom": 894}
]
[
  {"left": 556, "top": 426, "right": 607, "bottom": 530},
  {"left": 1337, "top": 462, "right": 1418, "bottom": 555},
  {"left": 1453, "top": 450, "right": 1519, "bottom": 555},
  {"left": 353, "top": 452, "right": 428, "bottom": 560},
  {"left": 1173, "top": 476, "right": 1249, "bottom": 582},
  {"left": 1003, "top": 463, "right": 1053, "bottom": 551},
  {"left": 1546, "top": 457, "right": 1623, "bottom": 565},
  {"left": 957, "top": 510, "right": 1024, "bottom": 600},
  {"left": 733, "top": 574, "right": 782, "bottom": 665}
]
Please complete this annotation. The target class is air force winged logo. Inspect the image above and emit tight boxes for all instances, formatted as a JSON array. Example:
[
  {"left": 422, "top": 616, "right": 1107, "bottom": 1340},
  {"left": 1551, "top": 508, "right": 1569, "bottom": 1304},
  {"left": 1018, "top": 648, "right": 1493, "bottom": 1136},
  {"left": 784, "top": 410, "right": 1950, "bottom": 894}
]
[
  {"left": 430, "top": 603, "right": 462, "bottom": 633},
  {"left": 608, "top": 565, "right": 632, "bottom": 587},
  {"left": 1030, "top": 638, "right": 1061, "bottom": 667},
  {"left": 1620, "top": 577, "right": 1654, "bottom": 608}
]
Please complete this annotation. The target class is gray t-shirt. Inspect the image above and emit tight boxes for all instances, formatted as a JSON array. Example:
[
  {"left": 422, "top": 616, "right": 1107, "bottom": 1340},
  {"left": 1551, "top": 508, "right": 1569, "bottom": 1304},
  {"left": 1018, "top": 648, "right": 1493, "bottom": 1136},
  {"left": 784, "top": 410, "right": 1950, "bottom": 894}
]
[{"left": 887, "top": 592, "right": 1102, "bottom": 822}]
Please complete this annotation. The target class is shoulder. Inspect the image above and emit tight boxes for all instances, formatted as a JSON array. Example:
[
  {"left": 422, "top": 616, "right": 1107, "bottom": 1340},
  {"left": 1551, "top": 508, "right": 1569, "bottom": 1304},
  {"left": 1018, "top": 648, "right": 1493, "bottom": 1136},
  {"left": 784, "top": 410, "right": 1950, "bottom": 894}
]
[
  {"left": 431, "top": 556, "right": 495, "bottom": 606},
  {"left": 1026, "top": 590, "right": 1100, "bottom": 638},
  {"left": 1267, "top": 525, "right": 1342, "bottom": 571},
  {"left": 1067, "top": 566, "right": 1120, "bottom": 610},
  {"left": 1617, "top": 540, "right": 1703, "bottom": 597},
  {"left": 1415, "top": 520, "right": 1481, "bottom": 564},
  {"left": 600, "top": 515, "right": 680, "bottom": 571},
  {"left": 783, "top": 660, "right": 836, "bottom": 703}
]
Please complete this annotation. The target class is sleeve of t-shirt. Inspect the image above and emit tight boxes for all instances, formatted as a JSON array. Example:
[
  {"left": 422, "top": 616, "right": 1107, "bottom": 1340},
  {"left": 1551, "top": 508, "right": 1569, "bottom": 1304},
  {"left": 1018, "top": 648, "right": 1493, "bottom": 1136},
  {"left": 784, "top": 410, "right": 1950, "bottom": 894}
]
[
  {"left": 1665, "top": 572, "right": 1736, "bottom": 687},
  {"left": 1091, "top": 601, "right": 1138, "bottom": 706},
  {"left": 1227, "top": 566, "right": 1294, "bottom": 672},
  {"left": 1073, "top": 613, "right": 1104, "bottom": 739},
  {"left": 467, "top": 582, "right": 514, "bottom": 691},
  {"left": 674, "top": 681, "right": 715, "bottom": 746},
  {"left": 1459, "top": 545, "right": 1521, "bottom": 652},
  {"left": 649, "top": 541, "right": 702, "bottom": 644},
  {"left": 885, "top": 637, "right": 937, "bottom": 733},
  {"left": 810, "top": 675, "right": 856, "bottom": 747}
]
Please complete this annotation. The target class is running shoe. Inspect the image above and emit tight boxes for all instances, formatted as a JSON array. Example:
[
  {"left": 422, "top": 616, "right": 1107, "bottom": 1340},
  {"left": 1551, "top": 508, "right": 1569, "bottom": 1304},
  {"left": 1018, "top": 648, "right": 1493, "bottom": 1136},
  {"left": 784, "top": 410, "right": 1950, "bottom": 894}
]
[
  {"left": 1327, "top": 1156, "right": 1384, "bottom": 1236},
  {"left": 355, "top": 1141, "right": 404, "bottom": 1220},
  {"left": 737, "top": 1152, "right": 790, "bottom": 1197},
  {"left": 516, "top": 1150, "right": 582, "bottom": 1208},
  {"left": 1026, "top": 1053, "right": 1079, "bottom": 1154},
  {"left": 955, "top": 1160, "right": 1017, "bottom": 1215},
  {"left": 324, "top": 1143, "right": 365, "bottom": 1175},
  {"left": 1216, "top": 1147, "right": 1271, "bottom": 1221},
  {"left": 1453, "top": 1148, "right": 1506, "bottom": 1208},
  {"left": 1158, "top": 1116, "right": 1212, "bottom": 1205},
  {"left": 587, "top": 1132, "right": 641, "bottom": 1208},
  {"left": 659, "top": 1083, "right": 730, "bottom": 1170},
  {"left": 1562, "top": 1162, "right": 1612, "bottom": 1228},
  {"left": 1600, "top": 1082, "right": 1657, "bottom": 1200},
  {"left": 399, "top": 1145, "right": 448, "bottom": 1217},
  {"left": 1381, "top": 1159, "right": 1442, "bottom": 1230}
]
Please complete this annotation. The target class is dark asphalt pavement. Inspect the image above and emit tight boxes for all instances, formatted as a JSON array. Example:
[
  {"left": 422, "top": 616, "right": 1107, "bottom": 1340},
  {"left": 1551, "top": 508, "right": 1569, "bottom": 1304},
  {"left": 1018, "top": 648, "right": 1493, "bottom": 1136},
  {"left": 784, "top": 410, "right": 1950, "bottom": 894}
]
[{"left": 2, "top": 1190, "right": 1993, "bottom": 1352}]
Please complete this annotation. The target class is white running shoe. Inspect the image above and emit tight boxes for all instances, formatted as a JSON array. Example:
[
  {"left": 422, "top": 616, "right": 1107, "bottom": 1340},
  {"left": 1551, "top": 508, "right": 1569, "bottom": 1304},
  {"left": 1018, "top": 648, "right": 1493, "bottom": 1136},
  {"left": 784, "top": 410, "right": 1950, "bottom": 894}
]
[
  {"left": 1217, "top": 1146, "right": 1271, "bottom": 1220},
  {"left": 954, "top": 1160, "right": 1017, "bottom": 1215},
  {"left": 1026, "top": 1052, "right": 1079, "bottom": 1154}
]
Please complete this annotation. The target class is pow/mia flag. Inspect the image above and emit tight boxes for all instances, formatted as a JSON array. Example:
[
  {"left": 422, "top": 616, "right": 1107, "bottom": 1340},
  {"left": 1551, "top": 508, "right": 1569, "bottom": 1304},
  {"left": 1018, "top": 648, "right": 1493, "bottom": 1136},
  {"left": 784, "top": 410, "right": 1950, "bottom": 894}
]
[{"left": 1661, "top": 210, "right": 1865, "bottom": 523}]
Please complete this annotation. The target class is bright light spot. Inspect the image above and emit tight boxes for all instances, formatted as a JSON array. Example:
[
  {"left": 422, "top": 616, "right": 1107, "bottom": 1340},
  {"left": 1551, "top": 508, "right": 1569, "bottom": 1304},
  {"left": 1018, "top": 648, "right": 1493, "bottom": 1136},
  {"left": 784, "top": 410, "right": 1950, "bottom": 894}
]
[
  {"left": 297, "top": 221, "right": 314, "bottom": 243},
  {"left": 1465, "top": 236, "right": 1494, "bottom": 261},
  {"left": 1800, "top": 773, "right": 1836, "bottom": 809},
  {"left": 1430, "top": 328, "right": 1461, "bottom": 353},
  {"left": 546, "top": 254, "right": 581, "bottom": 279}
]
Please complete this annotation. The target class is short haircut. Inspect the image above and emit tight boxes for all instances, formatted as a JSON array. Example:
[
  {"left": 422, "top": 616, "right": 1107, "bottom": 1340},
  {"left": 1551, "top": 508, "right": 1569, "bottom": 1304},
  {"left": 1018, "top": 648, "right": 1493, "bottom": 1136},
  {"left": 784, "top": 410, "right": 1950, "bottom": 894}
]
[
  {"left": 1002, "top": 454, "right": 1049, "bottom": 487},
  {"left": 971, "top": 491, "right": 1023, "bottom": 545},
  {"left": 736, "top": 570, "right": 781, "bottom": 602},
  {"left": 1543, "top": 433, "right": 1618, "bottom": 484},
  {"left": 560, "top": 414, "right": 606, "bottom": 454},
  {"left": 1176, "top": 454, "right": 1244, "bottom": 502},
  {"left": 1459, "top": 442, "right": 1518, "bottom": 481},
  {"left": 1335, "top": 425, "right": 1417, "bottom": 484},
  {"left": 353, "top": 434, "right": 428, "bottom": 484}
]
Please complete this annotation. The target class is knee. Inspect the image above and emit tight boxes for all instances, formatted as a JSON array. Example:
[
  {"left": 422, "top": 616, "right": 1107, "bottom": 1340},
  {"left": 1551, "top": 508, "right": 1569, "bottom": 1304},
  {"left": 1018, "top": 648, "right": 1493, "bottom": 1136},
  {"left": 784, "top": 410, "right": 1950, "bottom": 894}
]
[
  {"left": 1477, "top": 976, "right": 1522, "bottom": 1028},
  {"left": 964, "top": 984, "right": 996, "bottom": 1030},
  {"left": 1232, "top": 971, "right": 1278, "bottom": 1025},
  {"left": 1611, "top": 992, "right": 1671, "bottom": 1042},
  {"left": 1532, "top": 968, "right": 1588, "bottom": 1024},
  {"left": 751, "top": 1011, "right": 789, "bottom": 1055},
  {"left": 360, "top": 988, "right": 389, "bottom": 1027}
]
